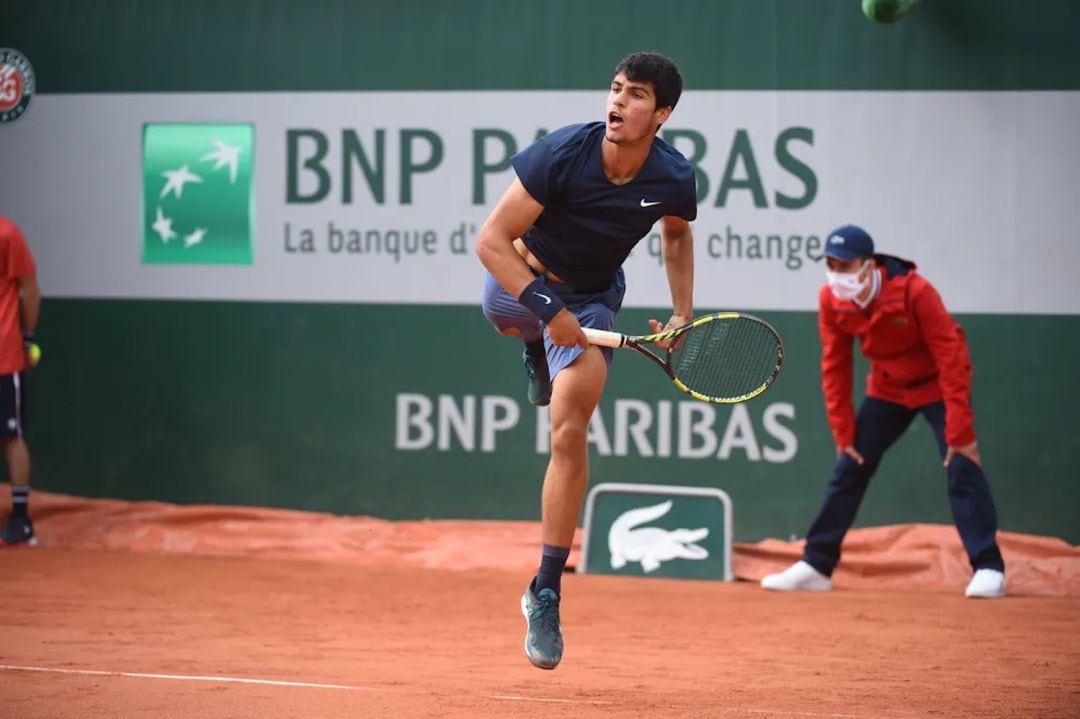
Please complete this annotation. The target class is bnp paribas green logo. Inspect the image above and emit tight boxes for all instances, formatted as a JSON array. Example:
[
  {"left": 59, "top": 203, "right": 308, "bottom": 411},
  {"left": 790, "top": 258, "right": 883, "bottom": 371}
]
[{"left": 142, "top": 123, "right": 254, "bottom": 265}]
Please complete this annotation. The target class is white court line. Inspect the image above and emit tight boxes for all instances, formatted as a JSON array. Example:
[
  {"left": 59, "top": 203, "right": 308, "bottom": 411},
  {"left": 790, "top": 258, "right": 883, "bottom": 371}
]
[
  {"left": 740, "top": 710, "right": 904, "bottom": 718},
  {"left": 489, "top": 697, "right": 899, "bottom": 716},
  {"left": 1, "top": 665, "right": 911, "bottom": 715},
  {"left": 0, "top": 664, "right": 367, "bottom": 691},
  {"left": 4, "top": 666, "right": 611, "bottom": 707},
  {"left": 488, "top": 694, "right": 613, "bottom": 705}
]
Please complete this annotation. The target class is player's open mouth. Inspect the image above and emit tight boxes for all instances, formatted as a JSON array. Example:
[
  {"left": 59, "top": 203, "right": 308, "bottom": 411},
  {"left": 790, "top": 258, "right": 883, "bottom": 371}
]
[{"left": 608, "top": 112, "right": 623, "bottom": 128}]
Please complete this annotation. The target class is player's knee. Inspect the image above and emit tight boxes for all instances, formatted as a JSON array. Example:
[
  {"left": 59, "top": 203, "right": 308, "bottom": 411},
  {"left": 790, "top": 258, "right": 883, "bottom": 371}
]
[
  {"left": 549, "top": 420, "right": 588, "bottom": 457},
  {"left": 480, "top": 308, "right": 524, "bottom": 337},
  {"left": 481, "top": 302, "right": 534, "bottom": 339}
]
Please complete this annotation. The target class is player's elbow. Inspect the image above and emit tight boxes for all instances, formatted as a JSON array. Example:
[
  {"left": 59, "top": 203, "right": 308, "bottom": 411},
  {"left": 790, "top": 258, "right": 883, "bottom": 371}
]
[
  {"left": 475, "top": 226, "right": 499, "bottom": 266},
  {"left": 477, "top": 221, "right": 496, "bottom": 254},
  {"left": 661, "top": 228, "right": 692, "bottom": 254},
  {"left": 18, "top": 280, "right": 41, "bottom": 306}
]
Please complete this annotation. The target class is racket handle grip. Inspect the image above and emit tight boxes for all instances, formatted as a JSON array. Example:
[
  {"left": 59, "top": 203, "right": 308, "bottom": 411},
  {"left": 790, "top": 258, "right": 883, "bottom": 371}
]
[{"left": 582, "top": 328, "right": 626, "bottom": 348}]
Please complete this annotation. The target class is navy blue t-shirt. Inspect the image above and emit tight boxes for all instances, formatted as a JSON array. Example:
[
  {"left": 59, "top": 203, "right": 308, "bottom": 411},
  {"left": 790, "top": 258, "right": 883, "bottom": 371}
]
[{"left": 511, "top": 121, "right": 697, "bottom": 292}]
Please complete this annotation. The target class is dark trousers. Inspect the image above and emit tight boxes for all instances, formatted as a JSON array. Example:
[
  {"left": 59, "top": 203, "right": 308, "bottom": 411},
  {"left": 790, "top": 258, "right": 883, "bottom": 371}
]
[{"left": 803, "top": 396, "right": 1005, "bottom": 577}]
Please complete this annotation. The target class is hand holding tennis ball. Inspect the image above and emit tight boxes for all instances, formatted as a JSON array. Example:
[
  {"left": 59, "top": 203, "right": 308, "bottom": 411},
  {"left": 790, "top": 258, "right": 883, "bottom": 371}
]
[{"left": 25, "top": 340, "right": 41, "bottom": 367}]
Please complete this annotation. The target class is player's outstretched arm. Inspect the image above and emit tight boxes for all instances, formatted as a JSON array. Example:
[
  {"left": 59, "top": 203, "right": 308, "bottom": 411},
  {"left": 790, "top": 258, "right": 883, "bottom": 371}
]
[{"left": 648, "top": 215, "right": 694, "bottom": 345}]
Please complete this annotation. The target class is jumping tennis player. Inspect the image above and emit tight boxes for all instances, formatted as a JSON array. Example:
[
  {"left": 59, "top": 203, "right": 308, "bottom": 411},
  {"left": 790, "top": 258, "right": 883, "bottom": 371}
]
[{"left": 476, "top": 51, "right": 697, "bottom": 669}]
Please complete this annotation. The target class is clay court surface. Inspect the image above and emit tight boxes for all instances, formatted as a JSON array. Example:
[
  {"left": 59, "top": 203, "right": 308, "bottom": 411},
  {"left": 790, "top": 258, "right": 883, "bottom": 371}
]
[{"left": 1, "top": 493, "right": 1079, "bottom": 718}]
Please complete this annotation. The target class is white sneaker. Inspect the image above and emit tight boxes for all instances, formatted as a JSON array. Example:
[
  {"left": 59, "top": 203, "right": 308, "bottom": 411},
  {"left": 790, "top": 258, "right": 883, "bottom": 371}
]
[
  {"left": 760, "top": 560, "right": 832, "bottom": 592},
  {"left": 965, "top": 569, "right": 1006, "bottom": 599}
]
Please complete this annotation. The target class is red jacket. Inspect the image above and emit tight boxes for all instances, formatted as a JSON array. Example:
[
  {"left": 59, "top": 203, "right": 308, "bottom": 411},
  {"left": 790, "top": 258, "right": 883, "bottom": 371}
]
[
  {"left": 818, "top": 256, "right": 975, "bottom": 448},
  {"left": 0, "top": 216, "right": 36, "bottom": 374}
]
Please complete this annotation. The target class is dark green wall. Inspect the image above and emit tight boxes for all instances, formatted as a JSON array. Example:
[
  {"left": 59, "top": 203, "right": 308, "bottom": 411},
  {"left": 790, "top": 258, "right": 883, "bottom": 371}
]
[
  {"left": 28, "top": 300, "right": 1080, "bottom": 542},
  {"left": 3, "top": 0, "right": 1079, "bottom": 92}
]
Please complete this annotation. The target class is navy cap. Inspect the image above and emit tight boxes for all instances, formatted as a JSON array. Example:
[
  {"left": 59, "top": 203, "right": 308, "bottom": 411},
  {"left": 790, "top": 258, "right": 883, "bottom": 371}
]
[{"left": 824, "top": 225, "right": 874, "bottom": 262}]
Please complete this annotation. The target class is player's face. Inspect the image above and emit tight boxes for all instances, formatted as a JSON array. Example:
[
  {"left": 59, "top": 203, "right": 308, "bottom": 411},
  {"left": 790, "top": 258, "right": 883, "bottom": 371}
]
[{"left": 605, "top": 73, "right": 672, "bottom": 145}]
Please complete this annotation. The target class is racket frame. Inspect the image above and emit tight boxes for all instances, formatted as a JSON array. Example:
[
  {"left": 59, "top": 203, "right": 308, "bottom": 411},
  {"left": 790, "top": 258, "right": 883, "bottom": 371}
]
[{"left": 582, "top": 312, "right": 783, "bottom": 404}]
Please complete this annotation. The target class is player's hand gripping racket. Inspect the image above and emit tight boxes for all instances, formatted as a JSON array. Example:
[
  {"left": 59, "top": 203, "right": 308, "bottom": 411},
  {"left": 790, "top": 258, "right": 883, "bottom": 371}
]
[{"left": 582, "top": 313, "right": 784, "bottom": 404}]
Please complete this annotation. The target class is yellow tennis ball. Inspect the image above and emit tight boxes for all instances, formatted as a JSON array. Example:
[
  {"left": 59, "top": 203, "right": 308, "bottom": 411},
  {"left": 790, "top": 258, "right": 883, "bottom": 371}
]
[
  {"left": 27, "top": 342, "right": 41, "bottom": 366},
  {"left": 862, "top": 0, "right": 920, "bottom": 23}
]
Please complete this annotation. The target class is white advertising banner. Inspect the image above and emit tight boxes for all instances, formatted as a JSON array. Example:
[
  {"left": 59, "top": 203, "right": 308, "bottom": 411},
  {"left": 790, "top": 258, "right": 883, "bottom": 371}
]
[{"left": 1, "top": 90, "right": 1077, "bottom": 313}]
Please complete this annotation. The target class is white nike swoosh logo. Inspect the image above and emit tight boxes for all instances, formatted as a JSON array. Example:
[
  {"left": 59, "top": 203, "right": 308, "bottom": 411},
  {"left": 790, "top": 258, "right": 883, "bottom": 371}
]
[
  {"left": 640, "top": 199, "right": 661, "bottom": 207},
  {"left": 532, "top": 292, "right": 552, "bottom": 305}
]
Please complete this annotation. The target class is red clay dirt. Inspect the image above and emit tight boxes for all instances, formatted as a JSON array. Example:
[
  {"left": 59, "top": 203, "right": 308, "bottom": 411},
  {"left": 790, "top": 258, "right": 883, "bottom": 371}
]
[
  {"left": 1, "top": 490, "right": 1078, "bottom": 717},
  {"left": 2, "top": 549, "right": 1078, "bottom": 718}
]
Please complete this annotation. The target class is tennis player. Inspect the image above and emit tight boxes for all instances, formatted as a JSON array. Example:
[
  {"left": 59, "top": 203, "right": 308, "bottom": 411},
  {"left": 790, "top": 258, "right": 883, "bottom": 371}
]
[
  {"left": 0, "top": 215, "right": 41, "bottom": 547},
  {"left": 761, "top": 225, "right": 1006, "bottom": 598},
  {"left": 476, "top": 51, "right": 697, "bottom": 669}
]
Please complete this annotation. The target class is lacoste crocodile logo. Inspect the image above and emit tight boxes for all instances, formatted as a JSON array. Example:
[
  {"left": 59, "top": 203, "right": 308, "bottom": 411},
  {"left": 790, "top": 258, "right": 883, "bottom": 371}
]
[{"left": 608, "top": 500, "right": 709, "bottom": 573}]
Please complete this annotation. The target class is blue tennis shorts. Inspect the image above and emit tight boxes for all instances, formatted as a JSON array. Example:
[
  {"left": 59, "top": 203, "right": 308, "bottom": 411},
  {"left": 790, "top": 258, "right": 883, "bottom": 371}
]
[{"left": 481, "top": 269, "right": 626, "bottom": 380}]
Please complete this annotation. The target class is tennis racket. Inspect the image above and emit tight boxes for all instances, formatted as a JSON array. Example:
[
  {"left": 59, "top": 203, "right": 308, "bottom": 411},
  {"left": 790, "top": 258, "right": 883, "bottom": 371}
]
[{"left": 582, "top": 312, "right": 784, "bottom": 404}]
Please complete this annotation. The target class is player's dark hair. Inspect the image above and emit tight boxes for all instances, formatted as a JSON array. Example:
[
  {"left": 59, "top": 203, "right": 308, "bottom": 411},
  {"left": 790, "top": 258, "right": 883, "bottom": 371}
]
[{"left": 614, "top": 52, "right": 684, "bottom": 110}]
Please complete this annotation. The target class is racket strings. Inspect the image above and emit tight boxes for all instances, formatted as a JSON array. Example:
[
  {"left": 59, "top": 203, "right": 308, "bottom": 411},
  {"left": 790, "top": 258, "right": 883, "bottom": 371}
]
[{"left": 669, "top": 318, "right": 780, "bottom": 401}]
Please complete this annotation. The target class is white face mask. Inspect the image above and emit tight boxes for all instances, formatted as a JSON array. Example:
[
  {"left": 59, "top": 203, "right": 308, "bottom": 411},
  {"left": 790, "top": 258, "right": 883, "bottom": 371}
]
[{"left": 826, "top": 262, "right": 870, "bottom": 302}]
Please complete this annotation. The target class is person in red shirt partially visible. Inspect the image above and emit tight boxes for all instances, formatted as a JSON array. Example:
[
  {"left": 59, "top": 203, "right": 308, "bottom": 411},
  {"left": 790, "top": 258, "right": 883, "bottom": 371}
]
[
  {"left": 0, "top": 216, "right": 41, "bottom": 547},
  {"left": 761, "top": 224, "right": 1006, "bottom": 598}
]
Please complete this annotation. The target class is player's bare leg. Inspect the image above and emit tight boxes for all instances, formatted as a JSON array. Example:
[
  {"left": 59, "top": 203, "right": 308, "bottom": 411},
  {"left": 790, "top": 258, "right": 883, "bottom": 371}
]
[
  {"left": 0, "top": 437, "right": 35, "bottom": 546},
  {"left": 542, "top": 347, "right": 607, "bottom": 547},
  {"left": 4, "top": 437, "right": 30, "bottom": 487},
  {"left": 521, "top": 346, "right": 607, "bottom": 669}
]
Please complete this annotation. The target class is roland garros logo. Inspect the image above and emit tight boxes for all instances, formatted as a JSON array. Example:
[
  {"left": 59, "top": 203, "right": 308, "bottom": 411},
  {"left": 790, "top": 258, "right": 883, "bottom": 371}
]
[{"left": 0, "top": 48, "right": 35, "bottom": 124}]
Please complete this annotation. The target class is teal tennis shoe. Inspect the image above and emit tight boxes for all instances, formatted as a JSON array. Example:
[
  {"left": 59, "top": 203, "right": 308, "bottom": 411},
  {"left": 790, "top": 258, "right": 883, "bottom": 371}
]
[
  {"left": 523, "top": 346, "right": 552, "bottom": 407},
  {"left": 520, "top": 584, "right": 563, "bottom": 669}
]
